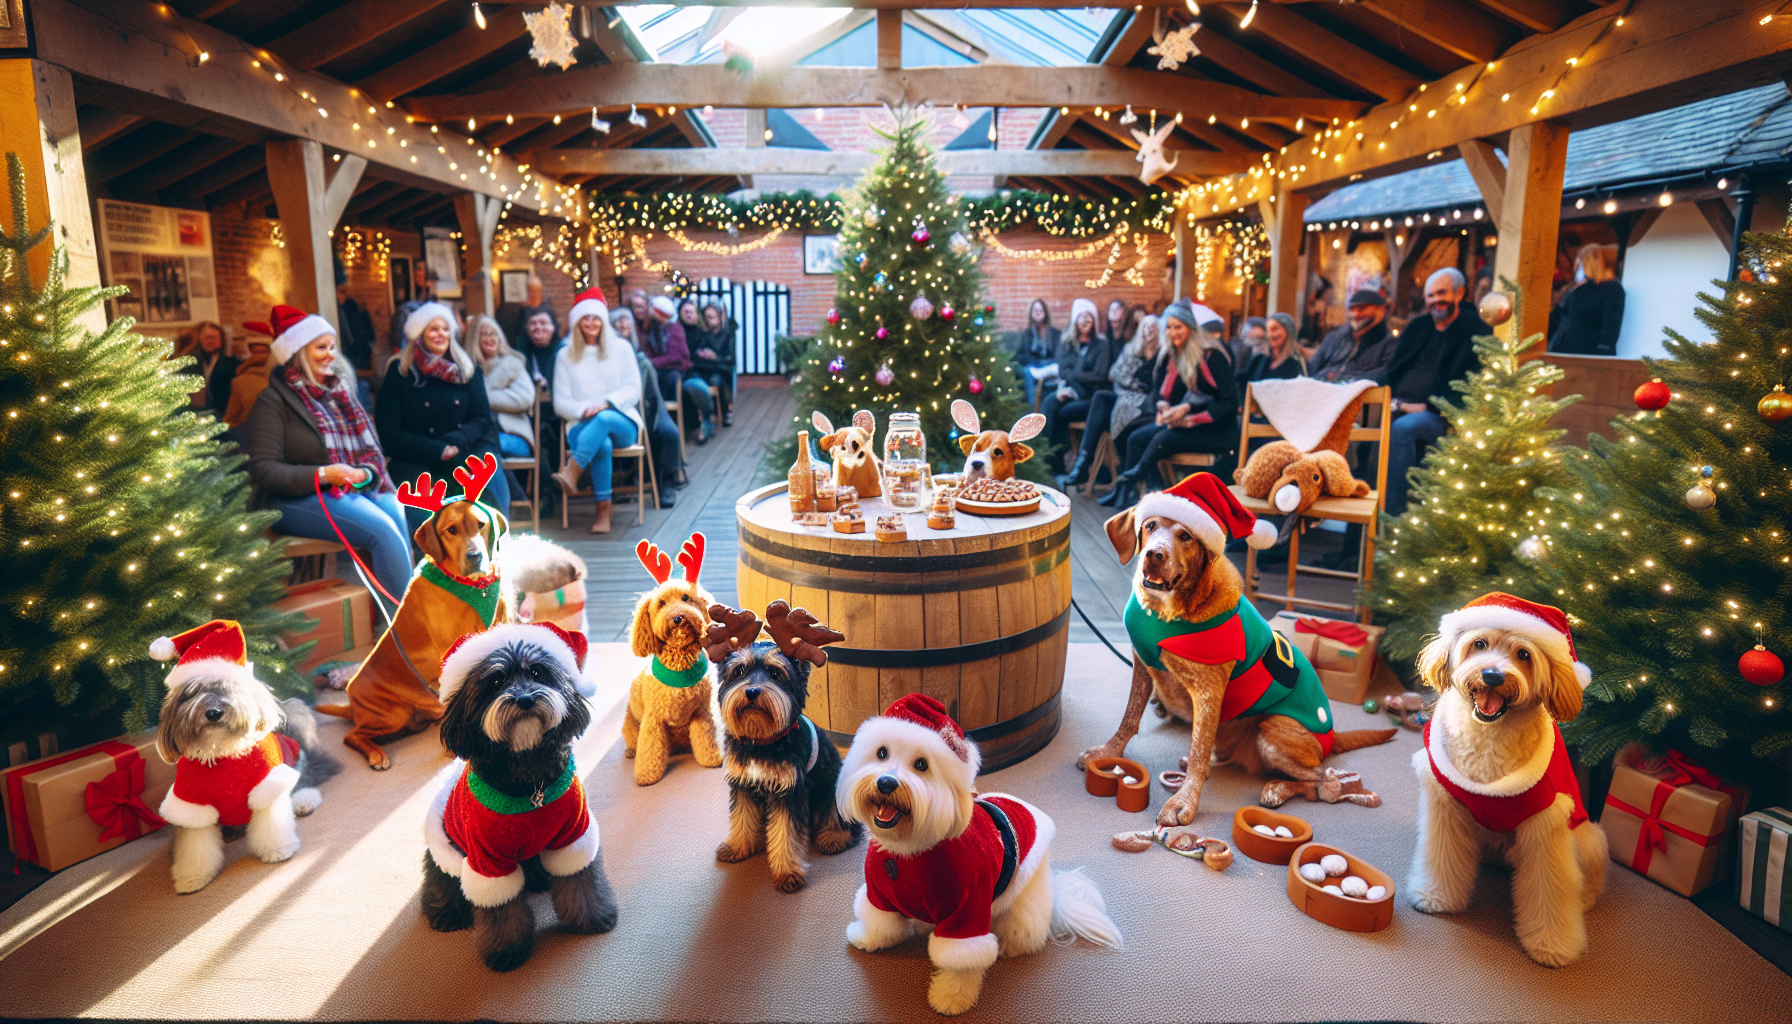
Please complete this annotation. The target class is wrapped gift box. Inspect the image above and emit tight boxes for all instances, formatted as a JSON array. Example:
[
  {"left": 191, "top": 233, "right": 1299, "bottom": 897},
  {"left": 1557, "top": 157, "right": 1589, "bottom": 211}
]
[
  {"left": 1602, "top": 751, "right": 1738, "bottom": 896},
  {"left": 275, "top": 581, "right": 374, "bottom": 673},
  {"left": 1739, "top": 808, "right": 1792, "bottom": 934},
  {"left": 3, "top": 732, "right": 173, "bottom": 872},
  {"left": 1269, "top": 614, "right": 1386, "bottom": 704}
]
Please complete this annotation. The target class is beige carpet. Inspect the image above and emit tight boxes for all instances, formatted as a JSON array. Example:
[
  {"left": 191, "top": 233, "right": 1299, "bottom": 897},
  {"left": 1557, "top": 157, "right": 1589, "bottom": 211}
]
[{"left": 1, "top": 644, "right": 1786, "bottom": 1023}]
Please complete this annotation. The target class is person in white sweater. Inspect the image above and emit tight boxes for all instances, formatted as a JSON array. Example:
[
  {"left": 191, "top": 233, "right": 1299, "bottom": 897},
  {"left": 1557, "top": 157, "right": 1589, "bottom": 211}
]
[
  {"left": 472, "top": 315, "right": 538, "bottom": 456},
  {"left": 549, "top": 289, "right": 644, "bottom": 534}
]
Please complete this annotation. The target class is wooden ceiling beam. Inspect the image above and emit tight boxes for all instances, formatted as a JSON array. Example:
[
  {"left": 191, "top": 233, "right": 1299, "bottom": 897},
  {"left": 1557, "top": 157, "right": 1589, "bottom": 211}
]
[
  {"left": 590, "top": 1, "right": 1181, "bottom": 6},
  {"left": 404, "top": 63, "right": 1364, "bottom": 123},
  {"left": 88, "top": 128, "right": 200, "bottom": 184},
  {"left": 206, "top": 172, "right": 273, "bottom": 209},
  {"left": 1187, "top": 26, "right": 1332, "bottom": 98},
  {"left": 483, "top": 117, "right": 551, "bottom": 147},
  {"left": 76, "top": 108, "right": 144, "bottom": 150},
  {"left": 1211, "top": 2, "right": 1422, "bottom": 101},
  {"left": 530, "top": 145, "right": 1252, "bottom": 178},
  {"left": 353, "top": 4, "right": 529, "bottom": 104},
  {"left": 342, "top": 180, "right": 409, "bottom": 218},
  {"left": 159, "top": 146, "right": 266, "bottom": 204},
  {"left": 1473, "top": 0, "right": 1572, "bottom": 34},
  {"left": 1356, "top": 0, "right": 1519, "bottom": 65},
  {"left": 267, "top": 0, "right": 457, "bottom": 72},
  {"left": 581, "top": 14, "right": 714, "bottom": 152},
  {"left": 33, "top": 0, "right": 539, "bottom": 208},
  {"left": 123, "top": 138, "right": 248, "bottom": 194},
  {"left": 1026, "top": 8, "right": 1154, "bottom": 169}
]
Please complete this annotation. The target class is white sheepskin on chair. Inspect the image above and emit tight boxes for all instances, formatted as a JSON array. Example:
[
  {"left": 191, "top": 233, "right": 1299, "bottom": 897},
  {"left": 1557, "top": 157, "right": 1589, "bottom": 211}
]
[{"left": 1250, "top": 377, "right": 1378, "bottom": 453}]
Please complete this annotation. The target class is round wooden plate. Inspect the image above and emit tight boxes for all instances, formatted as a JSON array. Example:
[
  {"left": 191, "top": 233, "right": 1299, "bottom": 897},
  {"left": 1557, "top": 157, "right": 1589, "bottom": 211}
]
[{"left": 955, "top": 494, "right": 1042, "bottom": 517}]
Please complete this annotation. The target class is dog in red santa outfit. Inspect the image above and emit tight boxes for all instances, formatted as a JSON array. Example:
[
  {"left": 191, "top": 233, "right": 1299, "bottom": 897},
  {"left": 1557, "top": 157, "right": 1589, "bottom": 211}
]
[
  {"left": 837, "top": 694, "right": 1122, "bottom": 1016},
  {"left": 1409, "top": 593, "right": 1608, "bottom": 967},
  {"left": 153, "top": 620, "right": 340, "bottom": 894}
]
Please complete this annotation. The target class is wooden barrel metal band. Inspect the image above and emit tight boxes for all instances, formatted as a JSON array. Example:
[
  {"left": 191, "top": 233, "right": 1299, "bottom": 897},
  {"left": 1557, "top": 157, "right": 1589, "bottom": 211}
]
[
  {"left": 737, "top": 521, "right": 1071, "bottom": 573},
  {"left": 738, "top": 542, "right": 1068, "bottom": 596},
  {"left": 818, "top": 691, "right": 1063, "bottom": 771},
  {"left": 823, "top": 607, "right": 1071, "bottom": 668}
]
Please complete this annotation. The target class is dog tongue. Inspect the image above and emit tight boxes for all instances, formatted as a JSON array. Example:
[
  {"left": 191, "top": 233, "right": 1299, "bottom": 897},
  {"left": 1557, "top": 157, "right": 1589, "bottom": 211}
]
[{"left": 1476, "top": 691, "right": 1506, "bottom": 717}]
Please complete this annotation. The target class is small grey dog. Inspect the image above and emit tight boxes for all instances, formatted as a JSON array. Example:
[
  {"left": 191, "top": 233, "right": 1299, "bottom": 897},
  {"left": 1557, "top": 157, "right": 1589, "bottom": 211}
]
[{"left": 423, "top": 623, "right": 618, "bottom": 972}]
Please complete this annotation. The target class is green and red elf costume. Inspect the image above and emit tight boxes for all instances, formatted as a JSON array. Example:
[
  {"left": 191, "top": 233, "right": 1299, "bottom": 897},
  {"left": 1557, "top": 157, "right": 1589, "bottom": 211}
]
[{"left": 1125, "top": 473, "right": 1340, "bottom": 754}]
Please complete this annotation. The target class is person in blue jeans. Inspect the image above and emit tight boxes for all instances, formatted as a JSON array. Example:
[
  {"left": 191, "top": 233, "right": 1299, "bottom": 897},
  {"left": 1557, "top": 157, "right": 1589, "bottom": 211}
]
[
  {"left": 1375, "top": 267, "right": 1489, "bottom": 518},
  {"left": 242, "top": 304, "right": 412, "bottom": 599},
  {"left": 550, "top": 288, "right": 645, "bottom": 534}
]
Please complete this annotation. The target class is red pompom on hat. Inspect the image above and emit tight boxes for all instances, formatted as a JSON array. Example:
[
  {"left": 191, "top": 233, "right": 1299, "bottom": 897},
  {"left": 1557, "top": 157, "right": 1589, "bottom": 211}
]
[
  {"left": 1133, "top": 471, "right": 1277, "bottom": 553},
  {"left": 149, "top": 620, "right": 256, "bottom": 689},
  {"left": 1436, "top": 592, "right": 1592, "bottom": 690},
  {"left": 437, "top": 622, "right": 590, "bottom": 702},
  {"left": 247, "top": 305, "right": 335, "bottom": 366},
  {"left": 567, "top": 288, "right": 609, "bottom": 330}
]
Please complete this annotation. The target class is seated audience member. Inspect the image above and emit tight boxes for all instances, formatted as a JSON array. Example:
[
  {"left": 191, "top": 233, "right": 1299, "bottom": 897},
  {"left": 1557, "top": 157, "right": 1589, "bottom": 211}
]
[
  {"left": 1548, "top": 244, "right": 1625, "bottom": 356},
  {"left": 1231, "top": 316, "right": 1268, "bottom": 367},
  {"left": 1240, "top": 311, "right": 1306, "bottom": 394},
  {"left": 1103, "top": 301, "right": 1238, "bottom": 508},
  {"left": 242, "top": 307, "right": 410, "bottom": 600},
  {"left": 1006, "top": 298, "right": 1058, "bottom": 407},
  {"left": 616, "top": 306, "right": 685, "bottom": 495},
  {"left": 520, "top": 308, "right": 564, "bottom": 515},
  {"left": 686, "top": 300, "right": 738, "bottom": 429},
  {"left": 376, "top": 302, "right": 510, "bottom": 530},
  {"left": 174, "top": 320, "right": 238, "bottom": 415},
  {"left": 550, "top": 293, "right": 646, "bottom": 534},
  {"left": 1058, "top": 313, "right": 1161, "bottom": 490},
  {"left": 1307, "top": 289, "right": 1397, "bottom": 383},
  {"left": 334, "top": 265, "right": 376, "bottom": 373},
  {"left": 1043, "top": 298, "right": 1116, "bottom": 459},
  {"left": 633, "top": 291, "right": 718, "bottom": 444},
  {"left": 471, "top": 315, "right": 537, "bottom": 459},
  {"left": 1102, "top": 298, "right": 1129, "bottom": 350},
  {"left": 1375, "top": 267, "right": 1489, "bottom": 518},
  {"left": 1298, "top": 277, "right": 1332, "bottom": 356},
  {"left": 223, "top": 334, "right": 274, "bottom": 430}
]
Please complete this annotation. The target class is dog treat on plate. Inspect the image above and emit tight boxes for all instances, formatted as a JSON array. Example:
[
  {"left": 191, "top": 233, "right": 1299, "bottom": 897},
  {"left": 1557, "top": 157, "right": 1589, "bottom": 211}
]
[
  {"left": 835, "top": 485, "right": 858, "bottom": 511},
  {"left": 874, "top": 514, "right": 907, "bottom": 542},
  {"left": 959, "top": 477, "right": 1038, "bottom": 503},
  {"left": 1320, "top": 853, "right": 1349, "bottom": 877},
  {"left": 831, "top": 508, "right": 865, "bottom": 534},
  {"left": 796, "top": 512, "right": 830, "bottom": 527},
  {"left": 926, "top": 500, "right": 956, "bottom": 531},
  {"left": 1299, "top": 862, "right": 1328, "bottom": 884}
]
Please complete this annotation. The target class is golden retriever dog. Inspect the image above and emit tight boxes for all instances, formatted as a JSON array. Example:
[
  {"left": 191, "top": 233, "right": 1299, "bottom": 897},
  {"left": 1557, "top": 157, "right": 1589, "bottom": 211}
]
[
  {"left": 625, "top": 534, "right": 724, "bottom": 785},
  {"left": 1080, "top": 473, "right": 1394, "bottom": 825},
  {"left": 316, "top": 457, "right": 511, "bottom": 770},
  {"left": 1408, "top": 592, "right": 1608, "bottom": 967}
]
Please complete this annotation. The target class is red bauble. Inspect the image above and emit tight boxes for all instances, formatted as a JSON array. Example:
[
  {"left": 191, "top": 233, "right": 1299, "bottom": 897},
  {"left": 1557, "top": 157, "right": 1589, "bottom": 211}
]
[
  {"left": 968, "top": 375, "right": 983, "bottom": 395},
  {"left": 940, "top": 305, "right": 956, "bottom": 322},
  {"left": 826, "top": 308, "right": 841, "bottom": 326},
  {"left": 1634, "top": 378, "right": 1671, "bottom": 411},
  {"left": 911, "top": 228, "right": 931, "bottom": 248},
  {"left": 874, "top": 327, "right": 890, "bottom": 342},
  {"left": 1741, "top": 645, "right": 1785, "bottom": 686}
]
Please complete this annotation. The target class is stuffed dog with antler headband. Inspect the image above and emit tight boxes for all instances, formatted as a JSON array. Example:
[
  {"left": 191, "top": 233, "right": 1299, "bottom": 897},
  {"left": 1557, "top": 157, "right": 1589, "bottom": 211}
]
[
  {"left": 813, "top": 410, "right": 882, "bottom": 499},
  {"left": 951, "top": 399, "right": 1046, "bottom": 485},
  {"left": 317, "top": 455, "right": 515, "bottom": 770},
  {"left": 625, "top": 533, "right": 724, "bottom": 785},
  {"left": 706, "top": 600, "right": 860, "bottom": 892}
]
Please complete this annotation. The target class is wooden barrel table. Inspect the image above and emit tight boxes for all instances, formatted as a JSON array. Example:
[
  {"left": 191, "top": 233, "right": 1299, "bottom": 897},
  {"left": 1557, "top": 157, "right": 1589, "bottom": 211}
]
[{"left": 735, "top": 482, "right": 1071, "bottom": 773}]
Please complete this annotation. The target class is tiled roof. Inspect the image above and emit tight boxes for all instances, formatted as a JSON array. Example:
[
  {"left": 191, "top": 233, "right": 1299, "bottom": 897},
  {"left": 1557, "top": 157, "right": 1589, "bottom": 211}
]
[{"left": 1306, "top": 84, "right": 1792, "bottom": 222}]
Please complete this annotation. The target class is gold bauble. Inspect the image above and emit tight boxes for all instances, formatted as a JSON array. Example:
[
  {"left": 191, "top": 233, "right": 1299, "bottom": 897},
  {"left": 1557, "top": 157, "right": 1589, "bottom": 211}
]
[
  {"left": 1684, "top": 484, "right": 1716, "bottom": 510},
  {"left": 1758, "top": 384, "right": 1792, "bottom": 424},
  {"left": 1478, "top": 291, "right": 1514, "bottom": 326}
]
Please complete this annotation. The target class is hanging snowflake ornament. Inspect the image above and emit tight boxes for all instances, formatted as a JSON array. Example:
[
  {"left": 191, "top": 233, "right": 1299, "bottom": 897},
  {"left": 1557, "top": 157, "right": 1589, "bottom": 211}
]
[
  {"left": 1148, "top": 23, "right": 1201, "bottom": 71},
  {"left": 876, "top": 363, "right": 895, "bottom": 386},
  {"left": 525, "top": 2, "right": 579, "bottom": 71},
  {"left": 628, "top": 104, "right": 648, "bottom": 129},
  {"left": 1119, "top": 104, "right": 1138, "bottom": 126},
  {"left": 590, "top": 107, "right": 611, "bottom": 134}
]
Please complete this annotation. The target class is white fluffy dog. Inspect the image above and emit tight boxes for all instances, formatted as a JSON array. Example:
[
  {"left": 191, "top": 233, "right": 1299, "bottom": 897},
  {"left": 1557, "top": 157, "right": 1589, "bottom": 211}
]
[
  {"left": 1408, "top": 593, "right": 1609, "bottom": 967},
  {"left": 837, "top": 694, "right": 1121, "bottom": 1016}
]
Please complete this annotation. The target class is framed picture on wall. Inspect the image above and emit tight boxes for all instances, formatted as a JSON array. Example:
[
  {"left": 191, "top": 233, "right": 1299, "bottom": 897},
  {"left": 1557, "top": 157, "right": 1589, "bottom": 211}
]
[
  {"left": 500, "top": 269, "right": 531, "bottom": 304},
  {"left": 424, "top": 232, "right": 462, "bottom": 298},
  {"left": 803, "top": 235, "right": 840, "bottom": 275},
  {"left": 390, "top": 257, "right": 412, "bottom": 306},
  {"left": 0, "top": 0, "right": 26, "bottom": 51}
]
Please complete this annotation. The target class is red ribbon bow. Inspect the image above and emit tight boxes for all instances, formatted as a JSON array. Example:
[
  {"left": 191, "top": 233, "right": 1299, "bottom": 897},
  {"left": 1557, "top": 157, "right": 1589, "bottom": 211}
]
[
  {"left": 1606, "top": 761, "right": 1719, "bottom": 874},
  {"left": 1295, "top": 617, "right": 1369, "bottom": 647},
  {"left": 84, "top": 755, "right": 167, "bottom": 843},
  {"left": 1655, "top": 750, "right": 1722, "bottom": 791}
]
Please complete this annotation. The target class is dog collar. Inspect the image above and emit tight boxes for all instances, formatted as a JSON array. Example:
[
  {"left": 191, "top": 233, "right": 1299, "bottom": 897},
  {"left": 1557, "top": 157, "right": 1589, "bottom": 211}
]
[
  {"left": 733, "top": 715, "right": 820, "bottom": 773},
  {"left": 418, "top": 560, "right": 502, "bottom": 627},
  {"left": 464, "top": 761, "right": 575, "bottom": 814},
  {"left": 651, "top": 655, "right": 707, "bottom": 688}
]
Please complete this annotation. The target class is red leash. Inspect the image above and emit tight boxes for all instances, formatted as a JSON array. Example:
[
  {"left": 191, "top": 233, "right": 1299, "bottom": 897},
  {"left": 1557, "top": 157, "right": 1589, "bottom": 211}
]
[{"left": 312, "top": 473, "right": 403, "bottom": 607}]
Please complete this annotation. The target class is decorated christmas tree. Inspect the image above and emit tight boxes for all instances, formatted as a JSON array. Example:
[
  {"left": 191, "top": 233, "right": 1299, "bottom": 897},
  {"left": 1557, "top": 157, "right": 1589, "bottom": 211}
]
[
  {"left": 784, "top": 113, "right": 1029, "bottom": 474},
  {"left": 1368, "top": 316, "right": 1580, "bottom": 663},
  {"left": 0, "top": 155, "right": 306, "bottom": 743},
  {"left": 1529, "top": 234, "right": 1791, "bottom": 778}
]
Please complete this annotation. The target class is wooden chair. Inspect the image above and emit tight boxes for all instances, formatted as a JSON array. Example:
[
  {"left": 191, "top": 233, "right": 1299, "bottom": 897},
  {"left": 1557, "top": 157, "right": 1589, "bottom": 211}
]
[
  {"left": 1228, "top": 383, "right": 1392, "bottom": 624},
  {"left": 502, "top": 396, "right": 542, "bottom": 534},
  {"left": 559, "top": 399, "right": 659, "bottom": 529},
  {"left": 1082, "top": 430, "right": 1122, "bottom": 498},
  {"left": 666, "top": 382, "right": 687, "bottom": 464},
  {"left": 1066, "top": 419, "right": 1086, "bottom": 474},
  {"left": 1158, "top": 451, "right": 1218, "bottom": 486},
  {"left": 272, "top": 534, "right": 343, "bottom": 590}
]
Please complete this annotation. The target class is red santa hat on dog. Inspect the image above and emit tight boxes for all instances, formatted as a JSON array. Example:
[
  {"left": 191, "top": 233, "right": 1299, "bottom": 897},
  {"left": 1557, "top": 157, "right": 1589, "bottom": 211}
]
[
  {"left": 246, "top": 305, "right": 335, "bottom": 367},
  {"left": 863, "top": 694, "right": 981, "bottom": 788},
  {"left": 436, "top": 622, "right": 589, "bottom": 702},
  {"left": 149, "top": 620, "right": 256, "bottom": 690},
  {"left": 1133, "top": 471, "right": 1277, "bottom": 553},
  {"left": 1436, "top": 592, "right": 1592, "bottom": 689},
  {"left": 567, "top": 288, "right": 609, "bottom": 330}
]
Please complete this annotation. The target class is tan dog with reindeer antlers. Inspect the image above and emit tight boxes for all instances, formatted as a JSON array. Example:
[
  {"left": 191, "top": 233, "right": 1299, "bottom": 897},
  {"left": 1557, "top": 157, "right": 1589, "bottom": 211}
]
[
  {"left": 813, "top": 410, "right": 882, "bottom": 498},
  {"left": 625, "top": 532, "right": 724, "bottom": 785},
  {"left": 951, "top": 399, "right": 1046, "bottom": 484}
]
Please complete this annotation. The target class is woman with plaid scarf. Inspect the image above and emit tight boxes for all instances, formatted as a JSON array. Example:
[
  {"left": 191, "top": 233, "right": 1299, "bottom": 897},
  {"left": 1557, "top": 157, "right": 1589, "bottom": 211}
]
[{"left": 244, "top": 305, "right": 412, "bottom": 599}]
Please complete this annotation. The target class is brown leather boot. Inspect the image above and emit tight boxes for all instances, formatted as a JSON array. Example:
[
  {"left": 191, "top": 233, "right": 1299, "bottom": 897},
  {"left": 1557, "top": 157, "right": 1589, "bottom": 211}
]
[{"left": 590, "top": 499, "right": 613, "bottom": 534}]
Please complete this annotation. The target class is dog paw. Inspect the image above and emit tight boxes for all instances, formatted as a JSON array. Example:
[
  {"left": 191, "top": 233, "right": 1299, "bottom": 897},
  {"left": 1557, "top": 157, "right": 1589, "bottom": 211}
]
[
  {"left": 1156, "top": 792, "right": 1198, "bottom": 826},
  {"left": 624, "top": 747, "right": 636, "bottom": 758},
  {"left": 695, "top": 752, "right": 723, "bottom": 768},
  {"left": 1408, "top": 890, "right": 1467, "bottom": 915},
  {"left": 483, "top": 943, "right": 534, "bottom": 973},
  {"left": 846, "top": 921, "right": 886, "bottom": 952},
  {"left": 1520, "top": 935, "right": 1587, "bottom": 968},
  {"left": 291, "top": 788, "right": 323, "bottom": 816},
  {"left": 1076, "top": 742, "right": 1123, "bottom": 771},
  {"left": 814, "top": 832, "right": 859, "bottom": 856},
  {"left": 368, "top": 757, "right": 391, "bottom": 771},
  {"left": 258, "top": 840, "right": 300, "bottom": 864},
  {"left": 928, "top": 975, "right": 980, "bottom": 1016},
  {"left": 172, "top": 869, "right": 219, "bottom": 895},
  {"left": 775, "top": 872, "right": 807, "bottom": 894},
  {"left": 716, "top": 842, "right": 755, "bottom": 864}
]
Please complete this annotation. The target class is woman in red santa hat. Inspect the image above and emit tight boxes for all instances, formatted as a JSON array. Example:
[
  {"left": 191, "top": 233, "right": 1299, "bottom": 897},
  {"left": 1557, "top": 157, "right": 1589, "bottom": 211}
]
[
  {"left": 548, "top": 288, "right": 646, "bottom": 534},
  {"left": 242, "top": 305, "right": 412, "bottom": 599}
]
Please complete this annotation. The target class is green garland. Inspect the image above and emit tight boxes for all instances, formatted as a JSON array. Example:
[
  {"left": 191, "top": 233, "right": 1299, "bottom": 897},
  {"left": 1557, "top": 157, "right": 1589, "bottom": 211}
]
[{"left": 591, "top": 189, "right": 1178, "bottom": 239}]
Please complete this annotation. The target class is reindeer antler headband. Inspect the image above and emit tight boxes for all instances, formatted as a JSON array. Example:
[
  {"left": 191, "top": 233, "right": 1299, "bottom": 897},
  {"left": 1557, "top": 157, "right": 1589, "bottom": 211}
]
[
  {"left": 397, "top": 453, "right": 501, "bottom": 518},
  {"left": 637, "top": 532, "right": 706, "bottom": 586},
  {"left": 704, "top": 600, "right": 844, "bottom": 667}
]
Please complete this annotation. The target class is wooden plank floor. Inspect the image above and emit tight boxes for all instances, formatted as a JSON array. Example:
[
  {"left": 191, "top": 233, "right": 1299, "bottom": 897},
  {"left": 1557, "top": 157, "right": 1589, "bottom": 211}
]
[{"left": 534, "top": 381, "right": 1359, "bottom": 647}]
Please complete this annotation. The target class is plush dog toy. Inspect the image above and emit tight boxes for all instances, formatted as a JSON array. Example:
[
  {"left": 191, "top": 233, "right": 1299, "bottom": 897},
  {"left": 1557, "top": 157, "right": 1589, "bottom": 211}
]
[
  {"left": 315, "top": 454, "right": 512, "bottom": 770},
  {"left": 152, "top": 620, "right": 339, "bottom": 894},
  {"left": 1237, "top": 443, "right": 1370, "bottom": 516},
  {"left": 625, "top": 533, "right": 724, "bottom": 785},
  {"left": 1234, "top": 379, "right": 1373, "bottom": 520},
  {"left": 707, "top": 600, "right": 861, "bottom": 892},
  {"left": 951, "top": 399, "right": 1047, "bottom": 485},
  {"left": 423, "top": 621, "right": 618, "bottom": 972},
  {"left": 813, "top": 410, "right": 883, "bottom": 498},
  {"left": 839, "top": 694, "right": 1122, "bottom": 1016}
]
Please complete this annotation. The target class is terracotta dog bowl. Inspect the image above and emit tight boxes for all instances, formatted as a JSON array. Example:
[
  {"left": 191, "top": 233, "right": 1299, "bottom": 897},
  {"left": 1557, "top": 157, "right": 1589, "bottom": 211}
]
[
  {"left": 1085, "top": 756, "right": 1150, "bottom": 812},
  {"left": 1285, "top": 842, "right": 1395, "bottom": 932},
  {"left": 1231, "top": 806, "right": 1313, "bottom": 864}
]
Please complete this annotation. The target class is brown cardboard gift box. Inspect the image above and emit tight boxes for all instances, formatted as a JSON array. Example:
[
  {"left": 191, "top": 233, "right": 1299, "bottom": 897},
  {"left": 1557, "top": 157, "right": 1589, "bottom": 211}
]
[
  {"left": 1268, "top": 613, "right": 1387, "bottom": 704},
  {"left": 2, "top": 731, "right": 173, "bottom": 872},
  {"left": 274, "top": 581, "right": 374, "bottom": 673},
  {"left": 1602, "top": 752, "right": 1740, "bottom": 897}
]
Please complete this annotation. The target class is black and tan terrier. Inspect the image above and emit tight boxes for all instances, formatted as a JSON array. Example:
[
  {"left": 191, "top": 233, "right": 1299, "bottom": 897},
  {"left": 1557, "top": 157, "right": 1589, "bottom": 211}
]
[{"left": 706, "top": 600, "right": 862, "bottom": 892}]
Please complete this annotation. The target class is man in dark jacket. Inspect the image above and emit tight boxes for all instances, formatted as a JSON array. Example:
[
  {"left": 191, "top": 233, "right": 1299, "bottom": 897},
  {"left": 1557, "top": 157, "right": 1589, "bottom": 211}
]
[
  {"left": 1306, "top": 289, "right": 1397, "bottom": 383},
  {"left": 1374, "top": 267, "right": 1488, "bottom": 517},
  {"left": 334, "top": 263, "right": 377, "bottom": 372},
  {"left": 521, "top": 308, "right": 564, "bottom": 516}
]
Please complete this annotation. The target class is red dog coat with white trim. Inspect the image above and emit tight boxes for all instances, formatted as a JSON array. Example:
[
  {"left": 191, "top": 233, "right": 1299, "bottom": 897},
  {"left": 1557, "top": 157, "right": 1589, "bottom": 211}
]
[
  {"left": 163, "top": 734, "right": 300, "bottom": 828},
  {"left": 426, "top": 760, "right": 598, "bottom": 907},
  {"left": 864, "top": 795, "right": 1039, "bottom": 941},
  {"left": 1423, "top": 719, "right": 1588, "bottom": 833}
]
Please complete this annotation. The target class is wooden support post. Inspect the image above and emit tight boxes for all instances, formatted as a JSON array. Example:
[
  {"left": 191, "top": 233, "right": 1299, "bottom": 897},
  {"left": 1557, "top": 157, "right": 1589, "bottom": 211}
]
[
  {"left": 266, "top": 140, "right": 365, "bottom": 328},
  {"left": 1261, "top": 187, "right": 1310, "bottom": 317},
  {"left": 1491, "top": 121, "right": 1568, "bottom": 350},
  {"left": 876, "top": 9, "right": 902, "bottom": 70},
  {"left": 1458, "top": 139, "right": 1506, "bottom": 225},
  {"left": 455, "top": 193, "right": 503, "bottom": 316},
  {"left": 1173, "top": 217, "right": 1201, "bottom": 303},
  {"left": 0, "top": 60, "right": 103, "bottom": 331}
]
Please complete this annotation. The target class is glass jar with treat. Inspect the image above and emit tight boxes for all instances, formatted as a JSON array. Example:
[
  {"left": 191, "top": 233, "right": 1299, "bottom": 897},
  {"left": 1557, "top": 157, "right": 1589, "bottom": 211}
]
[{"left": 882, "top": 411, "right": 929, "bottom": 510}]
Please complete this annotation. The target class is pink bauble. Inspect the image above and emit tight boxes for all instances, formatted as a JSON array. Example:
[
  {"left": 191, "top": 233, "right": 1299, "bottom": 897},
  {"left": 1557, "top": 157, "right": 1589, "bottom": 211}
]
[
  {"left": 874, "top": 326, "right": 890, "bottom": 342},
  {"left": 911, "top": 227, "right": 931, "bottom": 248},
  {"left": 876, "top": 364, "right": 895, "bottom": 386},
  {"left": 909, "top": 294, "right": 935, "bottom": 321},
  {"left": 968, "top": 375, "right": 983, "bottom": 395}
]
